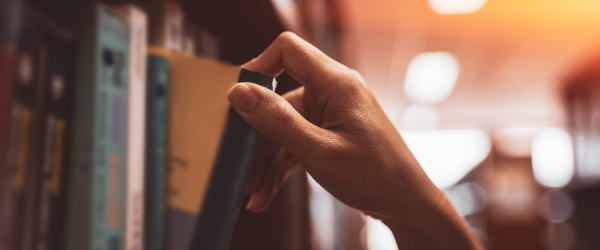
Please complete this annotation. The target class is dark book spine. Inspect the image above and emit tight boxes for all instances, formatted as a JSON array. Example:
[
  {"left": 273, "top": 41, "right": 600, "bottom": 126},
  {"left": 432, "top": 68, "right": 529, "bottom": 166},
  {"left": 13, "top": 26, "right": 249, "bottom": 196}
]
[
  {"left": 6, "top": 7, "right": 76, "bottom": 250},
  {"left": 0, "top": 0, "right": 21, "bottom": 247},
  {"left": 32, "top": 19, "right": 74, "bottom": 250},
  {"left": 0, "top": 7, "right": 47, "bottom": 250},
  {"left": 189, "top": 69, "right": 276, "bottom": 250},
  {"left": 0, "top": 0, "right": 22, "bottom": 46},
  {"left": 144, "top": 55, "right": 169, "bottom": 250},
  {"left": 0, "top": 40, "right": 14, "bottom": 250}
]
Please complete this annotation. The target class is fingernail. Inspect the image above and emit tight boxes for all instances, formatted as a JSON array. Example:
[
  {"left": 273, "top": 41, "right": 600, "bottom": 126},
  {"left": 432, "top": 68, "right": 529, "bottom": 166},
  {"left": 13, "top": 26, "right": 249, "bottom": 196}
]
[{"left": 229, "top": 83, "right": 259, "bottom": 113}]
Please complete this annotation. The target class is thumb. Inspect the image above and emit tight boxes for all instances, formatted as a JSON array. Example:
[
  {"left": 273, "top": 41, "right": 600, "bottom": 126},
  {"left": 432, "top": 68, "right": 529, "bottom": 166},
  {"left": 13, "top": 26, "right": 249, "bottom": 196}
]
[{"left": 228, "top": 82, "right": 321, "bottom": 152}]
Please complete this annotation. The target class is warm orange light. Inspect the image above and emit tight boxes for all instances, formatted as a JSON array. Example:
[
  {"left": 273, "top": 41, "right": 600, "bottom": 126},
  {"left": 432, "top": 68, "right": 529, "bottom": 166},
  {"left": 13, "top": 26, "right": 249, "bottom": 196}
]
[{"left": 428, "top": 0, "right": 487, "bottom": 15}]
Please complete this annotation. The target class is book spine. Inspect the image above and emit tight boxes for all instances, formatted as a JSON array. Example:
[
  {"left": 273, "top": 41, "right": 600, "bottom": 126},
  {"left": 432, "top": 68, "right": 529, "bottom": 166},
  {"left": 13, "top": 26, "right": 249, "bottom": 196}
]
[
  {"left": 91, "top": 6, "right": 129, "bottom": 249},
  {"left": 20, "top": 11, "right": 47, "bottom": 250},
  {"left": 0, "top": 0, "right": 22, "bottom": 47},
  {"left": 33, "top": 19, "right": 73, "bottom": 250},
  {"left": 120, "top": 5, "right": 147, "bottom": 250},
  {"left": 65, "top": 8, "right": 95, "bottom": 249},
  {"left": 0, "top": 0, "right": 21, "bottom": 248},
  {"left": 1, "top": 10, "right": 47, "bottom": 250},
  {"left": 161, "top": 2, "right": 183, "bottom": 53},
  {"left": 66, "top": 5, "right": 129, "bottom": 250},
  {"left": 0, "top": 42, "right": 13, "bottom": 250},
  {"left": 182, "top": 22, "right": 196, "bottom": 56},
  {"left": 145, "top": 2, "right": 184, "bottom": 52},
  {"left": 189, "top": 108, "right": 260, "bottom": 250},
  {"left": 145, "top": 55, "right": 169, "bottom": 250}
]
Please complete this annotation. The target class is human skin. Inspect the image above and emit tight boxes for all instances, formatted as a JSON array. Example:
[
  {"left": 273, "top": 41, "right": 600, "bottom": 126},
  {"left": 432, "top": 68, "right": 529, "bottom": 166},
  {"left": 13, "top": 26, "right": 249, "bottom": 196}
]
[{"left": 228, "top": 31, "right": 482, "bottom": 249}]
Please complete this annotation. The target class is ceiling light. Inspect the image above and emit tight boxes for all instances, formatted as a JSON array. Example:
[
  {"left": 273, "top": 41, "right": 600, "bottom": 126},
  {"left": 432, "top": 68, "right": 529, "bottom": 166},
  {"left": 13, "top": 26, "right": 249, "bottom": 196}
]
[
  {"left": 428, "top": 0, "right": 487, "bottom": 15},
  {"left": 531, "top": 128, "right": 574, "bottom": 188},
  {"left": 404, "top": 52, "right": 459, "bottom": 104},
  {"left": 400, "top": 129, "right": 491, "bottom": 189}
]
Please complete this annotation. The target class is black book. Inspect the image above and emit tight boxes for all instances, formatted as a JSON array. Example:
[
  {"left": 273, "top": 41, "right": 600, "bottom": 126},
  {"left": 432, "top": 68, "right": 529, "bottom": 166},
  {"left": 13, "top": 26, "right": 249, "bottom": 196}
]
[
  {"left": 1, "top": 6, "right": 46, "bottom": 250},
  {"left": 30, "top": 8, "right": 74, "bottom": 250}
]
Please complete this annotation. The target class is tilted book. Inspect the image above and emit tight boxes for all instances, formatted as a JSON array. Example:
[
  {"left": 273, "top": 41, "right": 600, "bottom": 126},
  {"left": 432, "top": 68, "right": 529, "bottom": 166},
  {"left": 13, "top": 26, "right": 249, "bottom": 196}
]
[{"left": 147, "top": 47, "right": 275, "bottom": 250}]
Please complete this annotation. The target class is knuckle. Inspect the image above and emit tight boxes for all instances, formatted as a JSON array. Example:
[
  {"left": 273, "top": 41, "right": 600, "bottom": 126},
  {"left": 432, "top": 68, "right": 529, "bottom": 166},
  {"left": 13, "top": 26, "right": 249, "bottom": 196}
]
[
  {"left": 339, "top": 71, "right": 363, "bottom": 93},
  {"left": 278, "top": 31, "right": 296, "bottom": 42},
  {"left": 277, "top": 31, "right": 304, "bottom": 51}
]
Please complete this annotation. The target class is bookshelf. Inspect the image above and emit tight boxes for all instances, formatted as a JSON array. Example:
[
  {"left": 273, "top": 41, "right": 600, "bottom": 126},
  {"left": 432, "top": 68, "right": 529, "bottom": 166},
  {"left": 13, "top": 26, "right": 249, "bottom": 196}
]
[{"left": 2, "top": 0, "right": 312, "bottom": 249}]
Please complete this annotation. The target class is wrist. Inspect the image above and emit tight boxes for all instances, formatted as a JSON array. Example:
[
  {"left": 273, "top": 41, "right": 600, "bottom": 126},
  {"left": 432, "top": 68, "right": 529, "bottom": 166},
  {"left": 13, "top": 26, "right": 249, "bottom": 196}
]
[{"left": 380, "top": 190, "right": 482, "bottom": 250}]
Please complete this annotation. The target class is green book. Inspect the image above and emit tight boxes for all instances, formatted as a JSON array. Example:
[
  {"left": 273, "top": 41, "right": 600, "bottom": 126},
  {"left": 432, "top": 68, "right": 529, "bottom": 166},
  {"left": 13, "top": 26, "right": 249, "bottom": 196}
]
[
  {"left": 144, "top": 54, "right": 169, "bottom": 250},
  {"left": 66, "top": 4, "right": 129, "bottom": 250}
]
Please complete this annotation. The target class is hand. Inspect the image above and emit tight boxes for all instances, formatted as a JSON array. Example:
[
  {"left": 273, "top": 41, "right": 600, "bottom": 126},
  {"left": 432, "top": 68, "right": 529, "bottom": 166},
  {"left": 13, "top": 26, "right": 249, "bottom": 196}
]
[{"left": 228, "top": 32, "right": 482, "bottom": 249}]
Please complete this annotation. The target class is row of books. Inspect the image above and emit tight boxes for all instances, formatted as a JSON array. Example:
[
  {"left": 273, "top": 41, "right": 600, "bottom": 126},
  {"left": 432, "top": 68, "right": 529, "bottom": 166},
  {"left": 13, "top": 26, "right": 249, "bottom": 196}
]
[{"left": 0, "top": 1, "right": 276, "bottom": 250}]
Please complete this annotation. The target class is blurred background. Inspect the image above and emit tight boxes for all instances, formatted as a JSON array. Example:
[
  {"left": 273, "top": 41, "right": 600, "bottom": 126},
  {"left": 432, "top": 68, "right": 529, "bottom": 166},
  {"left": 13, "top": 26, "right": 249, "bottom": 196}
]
[{"left": 11, "top": 0, "right": 600, "bottom": 249}]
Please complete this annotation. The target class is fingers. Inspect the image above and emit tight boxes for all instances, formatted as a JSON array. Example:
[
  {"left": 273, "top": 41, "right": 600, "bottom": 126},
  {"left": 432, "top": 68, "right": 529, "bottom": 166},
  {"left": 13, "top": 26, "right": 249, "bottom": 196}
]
[
  {"left": 241, "top": 32, "right": 344, "bottom": 86},
  {"left": 228, "top": 82, "right": 314, "bottom": 211},
  {"left": 244, "top": 87, "right": 307, "bottom": 195},
  {"left": 244, "top": 136, "right": 278, "bottom": 195},
  {"left": 228, "top": 82, "right": 326, "bottom": 153},
  {"left": 246, "top": 146, "right": 299, "bottom": 212}
]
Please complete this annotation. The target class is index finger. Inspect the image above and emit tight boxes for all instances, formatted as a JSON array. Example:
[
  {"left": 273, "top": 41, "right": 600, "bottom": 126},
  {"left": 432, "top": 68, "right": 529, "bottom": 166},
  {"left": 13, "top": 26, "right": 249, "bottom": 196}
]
[{"left": 242, "top": 32, "right": 345, "bottom": 86}]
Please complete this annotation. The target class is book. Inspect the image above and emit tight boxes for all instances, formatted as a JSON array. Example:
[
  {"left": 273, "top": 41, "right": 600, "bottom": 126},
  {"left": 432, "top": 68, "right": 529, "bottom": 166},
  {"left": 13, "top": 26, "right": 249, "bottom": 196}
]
[
  {"left": 8, "top": 6, "right": 73, "bottom": 249},
  {"left": 0, "top": 1, "right": 22, "bottom": 247},
  {"left": 118, "top": 5, "right": 148, "bottom": 250},
  {"left": 142, "top": 1, "right": 184, "bottom": 53},
  {"left": 0, "top": 6, "right": 49, "bottom": 250},
  {"left": 182, "top": 21, "right": 196, "bottom": 56},
  {"left": 32, "top": 15, "right": 73, "bottom": 250},
  {"left": 65, "top": 4, "right": 129, "bottom": 250},
  {"left": 0, "top": 0, "right": 22, "bottom": 46},
  {"left": 195, "top": 27, "right": 219, "bottom": 60},
  {"left": 147, "top": 47, "right": 275, "bottom": 250},
  {"left": 144, "top": 54, "right": 169, "bottom": 250}
]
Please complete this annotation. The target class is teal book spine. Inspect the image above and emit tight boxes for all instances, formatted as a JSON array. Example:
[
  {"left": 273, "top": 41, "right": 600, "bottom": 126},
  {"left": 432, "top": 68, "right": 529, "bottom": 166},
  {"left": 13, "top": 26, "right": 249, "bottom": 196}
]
[
  {"left": 144, "top": 55, "right": 169, "bottom": 250},
  {"left": 66, "top": 4, "right": 129, "bottom": 250}
]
